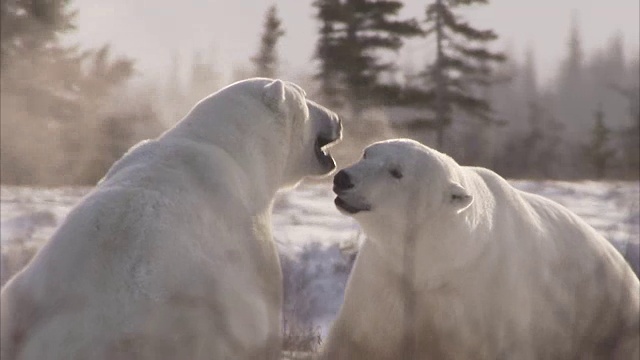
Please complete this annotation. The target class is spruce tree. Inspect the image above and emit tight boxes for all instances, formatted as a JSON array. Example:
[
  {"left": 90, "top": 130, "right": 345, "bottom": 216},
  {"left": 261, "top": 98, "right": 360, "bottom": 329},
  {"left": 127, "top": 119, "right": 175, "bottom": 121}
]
[
  {"left": 189, "top": 51, "right": 222, "bottom": 101},
  {"left": 417, "top": 0, "right": 506, "bottom": 149},
  {"left": 163, "top": 51, "right": 188, "bottom": 122},
  {"left": 314, "top": 0, "right": 343, "bottom": 108},
  {"left": 521, "top": 47, "right": 538, "bottom": 102},
  {"left": 521, "top": 47, "right": 542, "bottom": 172},
  {"left": 555, "top": 14, "right": 590, "bottom": 142},
  {"left": 252, "top": 4, "right": 285, "bottom": 78},
  {"left": 1, "top": 0, "right": 82, "bottom": 120},
  {"left": 1, "top": 0, "right": 77, "bottom": 66},
  {"left": 313, "top": 0, "right": 422, "bottom": 114},
  {"left": 609, "top": 72, "right": 639, "bottom": 178},
  {"left": 558, "top": 14, "right": 584, "bottom": 97},
  {"left": 584, "top": 106, "right": 615, "bottom": 179}
]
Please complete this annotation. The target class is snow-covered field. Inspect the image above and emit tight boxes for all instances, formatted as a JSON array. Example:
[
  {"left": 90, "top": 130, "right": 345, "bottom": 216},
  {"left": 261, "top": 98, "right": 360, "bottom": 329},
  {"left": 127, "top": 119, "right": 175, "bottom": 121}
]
[{"left": 1, "top": 180, "right": 639, "bottom": 339}]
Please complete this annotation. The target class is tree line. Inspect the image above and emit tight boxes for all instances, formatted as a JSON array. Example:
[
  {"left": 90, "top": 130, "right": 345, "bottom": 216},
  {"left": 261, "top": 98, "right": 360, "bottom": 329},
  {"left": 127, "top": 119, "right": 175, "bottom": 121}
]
[
  {"left": 308, "top": 1, "right": 638, "bottom": 180},
  {"left": 1, "top": 0, "right": 638, "bottom": 185}
]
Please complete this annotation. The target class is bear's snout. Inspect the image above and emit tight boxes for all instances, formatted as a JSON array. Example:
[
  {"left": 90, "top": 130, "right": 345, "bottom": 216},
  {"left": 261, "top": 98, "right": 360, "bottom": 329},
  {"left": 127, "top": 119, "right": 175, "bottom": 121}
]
[{"left": 333, "top": 170, "right": 354, "bottom": 192}]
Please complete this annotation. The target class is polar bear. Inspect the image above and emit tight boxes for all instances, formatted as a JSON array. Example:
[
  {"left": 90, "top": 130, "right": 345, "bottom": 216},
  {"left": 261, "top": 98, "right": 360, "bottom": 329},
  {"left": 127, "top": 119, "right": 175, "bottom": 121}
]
[
  {"left": 0, "top": 78, "right": 342, "bottom": 360},
  {"left": 323, "top": 139, "right": 639, "bottom": 360}
]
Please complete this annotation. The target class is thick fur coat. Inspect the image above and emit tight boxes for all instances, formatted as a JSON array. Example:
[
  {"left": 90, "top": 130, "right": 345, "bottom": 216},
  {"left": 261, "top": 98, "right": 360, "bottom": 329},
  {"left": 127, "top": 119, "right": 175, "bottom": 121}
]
[
  {"left": 1, "top": 78, "right": 342, "bottom": 360},
  {"left": 324, "top": 139, "right": 639, "bottom": 360}
]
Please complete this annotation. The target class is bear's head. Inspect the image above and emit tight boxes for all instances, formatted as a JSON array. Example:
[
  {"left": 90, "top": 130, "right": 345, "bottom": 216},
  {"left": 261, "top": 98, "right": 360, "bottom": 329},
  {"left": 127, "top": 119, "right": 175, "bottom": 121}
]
[
  {"left": 174, "top": 78, "right": 342, "bottom": 190},
  {"left": 259, "top": 79, "right": 343, "bottom": 185},
  {"left": 332, "top": 139, "right": 473, "bottom": 233}
]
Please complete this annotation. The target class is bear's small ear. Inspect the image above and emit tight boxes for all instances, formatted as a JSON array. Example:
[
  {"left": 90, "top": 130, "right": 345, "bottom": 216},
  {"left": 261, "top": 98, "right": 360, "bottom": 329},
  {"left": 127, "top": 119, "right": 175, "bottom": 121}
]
[
  {"left": 263, "top": 79, "right": 286, "bottom": 112},
  {"left": 448, "top": 182, "right": 473, "bottom": 213}
]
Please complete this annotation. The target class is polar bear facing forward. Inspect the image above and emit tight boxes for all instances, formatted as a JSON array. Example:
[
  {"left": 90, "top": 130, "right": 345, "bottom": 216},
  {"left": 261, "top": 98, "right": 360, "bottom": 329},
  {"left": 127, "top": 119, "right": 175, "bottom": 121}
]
[
  {"left": 324, "top": 139, "right": 639, "bottom": 360},
  {"left": 1, "top": 78, "right": 342, "bottom": 360}
]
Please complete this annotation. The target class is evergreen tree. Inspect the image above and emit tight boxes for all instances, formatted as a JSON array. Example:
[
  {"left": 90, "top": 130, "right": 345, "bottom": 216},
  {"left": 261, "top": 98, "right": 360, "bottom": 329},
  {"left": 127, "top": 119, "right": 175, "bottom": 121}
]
[
  {"left": 167, "top": 51, "right": 183, "bottom": 96},
  {"left": 0, "top": 0, "right": 135, "bottom": 185},
  {"left": 81, "top": 45, "right": 134, "bottom": 104},
  {"left": 313, "top": 0, "right": 422, "bottom": 114},
  {"left": 609, "top": 56, "right": 640, "bottom": 178},
  {"left": 314, "top": 0, "right": 343, "bottom": 109},
  {"left": 493, "top": 47, "right": 566, "bottom": 179},
  {"left": 521, "top": 47, "right": 538, "bottom": 102},
  {"left": 416, "top": 0, "right": 506, "bottom": 150},
  {"left": 584, "top": 105, "right": 615, "bottom": 179},
  {"left": 1, "top": 0, "right": 80, "bottom": 184},
  {"left": 1, "top": 0, "right": 83, "bottom": 123},
  {"left": 61, "top": 44, "right": 134, "bottom": 184},
  {"left": 188, "top": 50, "right": 222, "bottom": 102},
  {"left": 559, "top": 14, "right": 584, "bottom": 92},
  {"left": 521, "top": 50, "right": 563, "bottom": 178},
  {"left": 520, "top": 47, "right": 542, "bottom": 174},
  {"left": 162, "top": 51, "right": 188, "bottom": 123},
  {"left": 601, "top": 33, "right": 626, "bottom": 87},
  {"left": 487, "top": 44, "right": 518, "bottom": 130},
  {"left": 1, "top": 0, "right": 77, "bottom": 67},
  {"left": 555, "top": 14, "right": 589, "bottom": 139},
  {"left": 252, "top": 4, "right": 285, "bottom": 78}
]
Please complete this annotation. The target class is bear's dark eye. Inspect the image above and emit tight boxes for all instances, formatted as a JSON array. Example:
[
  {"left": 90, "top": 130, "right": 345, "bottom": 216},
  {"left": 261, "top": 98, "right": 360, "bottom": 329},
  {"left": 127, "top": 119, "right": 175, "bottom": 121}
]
[{"left": 389, "top": 168, "right": 403, "bottom": 179}]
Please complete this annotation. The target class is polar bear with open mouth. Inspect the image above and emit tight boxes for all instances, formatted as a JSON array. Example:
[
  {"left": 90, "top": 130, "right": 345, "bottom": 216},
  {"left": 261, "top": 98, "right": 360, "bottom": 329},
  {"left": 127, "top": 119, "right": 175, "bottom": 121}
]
[
  {"left": 1, "top": 78, "right": 342, "bottom": 360},
  {"left": 323, "top": 138, "right": 639, "bottom": 360}
]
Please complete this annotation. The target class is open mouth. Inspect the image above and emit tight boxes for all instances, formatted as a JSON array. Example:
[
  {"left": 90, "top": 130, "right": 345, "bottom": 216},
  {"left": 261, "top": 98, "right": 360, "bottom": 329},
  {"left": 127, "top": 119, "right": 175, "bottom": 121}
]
[
  {"left": 315, "top": 135, "right": 338, "bottom": 169},
  {"left": 334, "top": 196, "right": 370, "bottom": 214}
]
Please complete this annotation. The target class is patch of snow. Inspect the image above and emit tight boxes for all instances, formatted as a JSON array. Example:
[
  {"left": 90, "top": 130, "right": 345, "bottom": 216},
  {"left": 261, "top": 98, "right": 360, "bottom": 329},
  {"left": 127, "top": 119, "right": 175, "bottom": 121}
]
[{"left": 1, "top": 181, "right": 638, "bottom": 335}]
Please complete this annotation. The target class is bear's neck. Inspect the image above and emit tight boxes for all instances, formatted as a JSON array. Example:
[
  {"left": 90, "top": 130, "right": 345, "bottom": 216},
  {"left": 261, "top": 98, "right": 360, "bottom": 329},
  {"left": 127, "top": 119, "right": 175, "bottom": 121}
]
[
  {"left": 363, "top": 214, "right": 490, "bottom": 289},
  {"left": 167, "top": 98, "right": 288, "bottom": 212}
]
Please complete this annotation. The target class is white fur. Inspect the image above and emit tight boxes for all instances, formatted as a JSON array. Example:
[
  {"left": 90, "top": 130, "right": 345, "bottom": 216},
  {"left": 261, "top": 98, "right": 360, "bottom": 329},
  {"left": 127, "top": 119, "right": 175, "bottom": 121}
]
[
  {"left": 323, "top": 139, "right": 639, "bottom": 360},
  {"left": 0, "top": 78, "right": 342, "bottom": 360}
]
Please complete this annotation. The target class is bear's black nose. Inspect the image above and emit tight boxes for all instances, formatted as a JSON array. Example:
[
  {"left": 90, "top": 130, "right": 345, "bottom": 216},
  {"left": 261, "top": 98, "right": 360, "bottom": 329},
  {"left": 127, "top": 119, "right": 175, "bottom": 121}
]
[{"left": 333, "top": 170, "right": 354, "bottom": 190}]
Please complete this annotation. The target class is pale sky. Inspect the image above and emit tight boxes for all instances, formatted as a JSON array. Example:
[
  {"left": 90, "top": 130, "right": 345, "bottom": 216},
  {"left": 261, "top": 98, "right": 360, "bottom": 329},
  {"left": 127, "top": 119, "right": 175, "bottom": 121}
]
[{"left": 70, "top": 0, "right": 639, "bottom": 85}]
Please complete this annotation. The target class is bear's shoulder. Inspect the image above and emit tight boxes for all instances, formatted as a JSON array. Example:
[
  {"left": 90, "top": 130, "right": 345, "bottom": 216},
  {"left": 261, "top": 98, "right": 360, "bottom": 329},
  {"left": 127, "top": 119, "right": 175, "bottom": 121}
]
[{"left": 101, "top": 137, "right": 246, "bottom": 196}]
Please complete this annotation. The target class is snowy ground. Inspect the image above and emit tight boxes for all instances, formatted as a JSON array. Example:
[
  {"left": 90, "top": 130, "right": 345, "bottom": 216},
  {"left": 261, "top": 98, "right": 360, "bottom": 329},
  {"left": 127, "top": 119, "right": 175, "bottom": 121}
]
[{"left": 1, "top": 180, "right": 639, "bottom": 339}]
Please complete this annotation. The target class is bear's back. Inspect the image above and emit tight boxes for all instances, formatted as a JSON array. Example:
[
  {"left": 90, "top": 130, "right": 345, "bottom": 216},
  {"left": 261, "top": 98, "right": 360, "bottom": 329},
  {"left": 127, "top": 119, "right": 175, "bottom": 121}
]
[
  {"left": 1, "top": 135, "right": 270, "bottom": 360},
  {"left": 469, "top": 166, "right": 639, "bottom": 358}
]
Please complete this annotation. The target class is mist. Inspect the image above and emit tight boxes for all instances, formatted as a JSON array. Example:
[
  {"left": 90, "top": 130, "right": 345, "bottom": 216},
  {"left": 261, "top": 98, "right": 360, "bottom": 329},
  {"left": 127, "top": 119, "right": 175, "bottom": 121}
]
[{"left": 1, "top": 0, "right": 638, "bottom": 185}]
